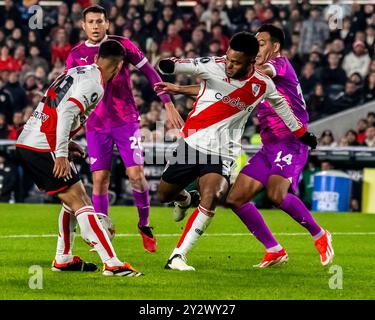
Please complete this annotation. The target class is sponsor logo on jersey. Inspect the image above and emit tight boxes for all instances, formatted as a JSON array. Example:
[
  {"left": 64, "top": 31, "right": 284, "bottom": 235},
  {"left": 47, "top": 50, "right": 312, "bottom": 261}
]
[
  {"left": 80, "top": 56, "right": 88, "bottom": 63},
  {"left": 32, "top": 110, "right": 49, "bottom": 122},
  {"left": 215, "top": 92, "right": 247, "bottom": 111}
]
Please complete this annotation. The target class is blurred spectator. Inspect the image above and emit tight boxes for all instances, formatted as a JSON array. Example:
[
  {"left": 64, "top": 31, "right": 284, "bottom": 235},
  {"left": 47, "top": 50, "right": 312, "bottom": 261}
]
[
  {"left": 237, "top": 7, "right": 261, "bottom": 33},
  {"left": 320, "top": 52, "right": 347, "bottom": 87},
  {"left": 200, "top": 0, "right": 232, "bottom": 30},
  {"left": 211, "top": 24, "right": 230, "bottom": 53},
  {"left": 299, "top": 7, "right": 329, "bottom": 56},
  {"left": 363, "top": 72, "right": 375, "bottom": 102},
  {"left": 7, "top": 111, "right": 24, "bottom": 140},
  {"left": 51, "top": 29, "right": 72, "bottom": 65},
  {"left": 318, "top": 130, "right": 337, "bottom": 147},
  {"left": 331, "top": 80, "right": 362, "bottom": 112},
  {"left": 146, "top": 40, "right": 161, "bottom": 67},
  {"left": 0, "top": 113, "right": 9, "bottom": 138},
  {"left": 364, "top": 125, "right": 375, "bottom": 147},
  {"left": 306, "top": 83, "right": 329, "bottom": 121},
  {"left": 300, "top": 62, "right": 318, "bottom": 99},
  {"left": 321, "top": 160, "right": 334, "bottom": 171},
  {"left": 0, "top": 0, "right": 21, "bottom": 27},
  {"left": 342, "top": 41, "right": 371, "bottom": 78},
  {"left": 0, "top": 150, "right": 17, "bottom": 202},
  {"left": 4, "top": 72, "right": 27, "bottom": 112},
  {"left": 356, "top": 118, "right": 369, "bottom": 144},
  {"left": 367, "top": 112, "right": 375, "bottom": 126},
  {"left": 225, "top": 0, "right": 245, "bottom": 27},
  {"left": 0, "top": 46, "right": 18, "bottom": 72},
  {"left": 190, "top": 27, "right": 208, "bottom": 56},
  {"left": 160, "top": 23, "right": 183, "bottom": 54},
  {"left": 344, "top": 129, "right": 361, "bottom": 146},
  {"left": 0, "top": 78, "right": 13, "bottom": 123}
]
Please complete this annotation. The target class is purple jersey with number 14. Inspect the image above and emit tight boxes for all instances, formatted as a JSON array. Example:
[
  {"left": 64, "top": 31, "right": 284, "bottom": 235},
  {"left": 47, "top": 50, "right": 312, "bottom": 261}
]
[
  {"left": 241, "top": 56, "right": 309, "bottom": 193},
  {"left": 257, "top": 56, "right": 309, "bottom": 144},
  {"left": 65, "top": 35, "right": 146, "bottom": 131}
]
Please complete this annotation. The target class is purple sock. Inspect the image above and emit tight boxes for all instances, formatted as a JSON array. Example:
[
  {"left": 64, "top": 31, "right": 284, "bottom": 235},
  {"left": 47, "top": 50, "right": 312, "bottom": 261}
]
[
  {"left": 92, "top": 194, "right": 109, "bottom": 216},
  {"left": 279, "top": 193, "right": 322, "bottom": 237},
  {"left": 234, "top": 202, "right": 280, "bottom": 250},
  {"left": 132, "top": 189, "right": 150, "bottom": 227}
]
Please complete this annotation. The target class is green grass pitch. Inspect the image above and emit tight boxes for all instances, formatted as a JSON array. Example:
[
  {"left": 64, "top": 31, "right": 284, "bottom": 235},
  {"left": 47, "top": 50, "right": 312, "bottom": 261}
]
[{"left": 0, "top": 203, "right": 374, "bottom": 300}]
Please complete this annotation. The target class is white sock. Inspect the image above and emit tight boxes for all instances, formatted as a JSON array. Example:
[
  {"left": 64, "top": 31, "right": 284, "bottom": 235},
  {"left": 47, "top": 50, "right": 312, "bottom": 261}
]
[
  {"left": 266, "top": 244, "right": 283, "bottom": 253},
  {"left": 75, "top": 206, "right": 122, "bottom": 267},
  {"left": 175, "top": 189, "right": 191, "bottom": 207},
  {"left": 170, "top": 205, "right": 214, "bottom": 259},
  {"left": 55, "top": 204, "right": 77, "bottom": 264}
]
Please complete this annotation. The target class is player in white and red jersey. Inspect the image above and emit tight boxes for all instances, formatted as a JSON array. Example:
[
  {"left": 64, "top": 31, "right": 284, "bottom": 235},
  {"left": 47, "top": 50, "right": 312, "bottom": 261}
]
[
  {"left": 155, "top": 32, "right": 317, "bottom": 271},
  {"left": 157, "top": 26, "right": 333, "bottom": 268},
  {"left": 65, "top": 5, "right": 183, "bottom": 252},
  {"left": 16, "top": 40, "right": 142, "bottom": 276}
]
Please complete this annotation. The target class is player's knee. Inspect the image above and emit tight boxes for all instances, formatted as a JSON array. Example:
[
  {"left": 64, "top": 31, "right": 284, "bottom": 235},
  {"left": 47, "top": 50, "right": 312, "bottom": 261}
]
[
  {"left": 200, "top": 189, "right": 225, "bottom": 210},
  {"left": 128, "top": 170, "right": 147, "bottom": 190},
  {"left": 225, "top": 193, "right": 243, "bottom": 210},
  {"left": 267, "top": 188, "right": 285, "bottom": 207},
  {"left": 58, "top": 188, "right": 91, "bottom": 212},
  {"left": 93, "top": 173, "right": 110, "bottom": 192}
]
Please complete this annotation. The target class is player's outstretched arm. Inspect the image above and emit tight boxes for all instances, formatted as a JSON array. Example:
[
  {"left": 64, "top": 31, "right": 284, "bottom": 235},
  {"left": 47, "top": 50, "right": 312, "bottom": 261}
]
[
  {"left": 154, "top": 82, "right": 200, "bottom": 97},
  {"left": 157, "top": 57, "right": 211, "bottom": 77},
  {"left": 265, "top": 81, "right": 317, "bottom": 149}
]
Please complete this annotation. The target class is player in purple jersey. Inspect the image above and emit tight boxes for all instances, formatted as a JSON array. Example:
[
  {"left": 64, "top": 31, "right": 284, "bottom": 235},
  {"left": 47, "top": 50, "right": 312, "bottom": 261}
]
[
  {"left": 156, "top": 25, "right": 333, "bottom": 268},
  {"left": 65, "top": 5, "right": 184, "bottom": 253},
  {"left": 226, "top": 25, "right": 333, "bottom": 267}
]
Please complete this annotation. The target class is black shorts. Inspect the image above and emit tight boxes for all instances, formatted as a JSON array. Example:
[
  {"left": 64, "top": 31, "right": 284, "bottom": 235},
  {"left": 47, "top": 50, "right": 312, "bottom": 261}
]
[
  {"left": 16, "top": 147, "right": 80, "bottom": 195},
  {"left": 161, "top": 139, "right": 234, "bottom": 186}
]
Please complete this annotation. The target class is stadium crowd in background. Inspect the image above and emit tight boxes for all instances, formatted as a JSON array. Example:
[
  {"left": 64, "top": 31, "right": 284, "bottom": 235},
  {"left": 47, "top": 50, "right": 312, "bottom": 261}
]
[{"left": 0, "top": 0, "right": 374, "bottom": 206}]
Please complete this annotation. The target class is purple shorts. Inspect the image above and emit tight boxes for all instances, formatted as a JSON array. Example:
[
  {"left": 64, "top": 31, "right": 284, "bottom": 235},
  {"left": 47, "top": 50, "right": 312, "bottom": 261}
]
[
  {"left": 86, "top": 122, "right": 144, "bottom": 172},
  {"left": 241, "top": 139, "right": 308, "bottom": 193}
]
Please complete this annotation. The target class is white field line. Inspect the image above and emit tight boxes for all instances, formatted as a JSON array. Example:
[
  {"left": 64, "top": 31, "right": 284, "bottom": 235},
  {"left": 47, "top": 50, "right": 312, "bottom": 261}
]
[{"left": 0, "top": 232, "right": 375, "bottom": 239}]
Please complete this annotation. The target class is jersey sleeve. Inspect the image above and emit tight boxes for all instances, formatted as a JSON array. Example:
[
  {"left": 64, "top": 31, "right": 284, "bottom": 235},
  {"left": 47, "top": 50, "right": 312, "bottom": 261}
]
[
  {"left": 123, "top": 38, "right": 148, "bottom": 69},
  {"left": 264, "top": 57, "right": 287, "bottom": 78},
  {"left": 264, "top": 78, "right": 305, "bottom": 135},
  {"left": 67, "top": 79, "right": 102, "bottom": 114},
  {"left": 160, "top": 57, "right": 217, "bottom": 79},
  {"left": 55, "top": 80, "right": 102, "bottom": 158}
]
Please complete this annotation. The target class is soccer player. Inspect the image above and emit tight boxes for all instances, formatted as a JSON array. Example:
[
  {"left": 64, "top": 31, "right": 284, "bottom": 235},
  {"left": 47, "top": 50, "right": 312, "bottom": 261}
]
[
  {"left": 159, "top": 25, "right": 333, "bottom": 268},
  {"left": 65, "top": 5, "right": 183, "bottom": 252},
  {"left": 155, "top": 32, "right": 317, "bottom": 271},
  {"left": 16, "top": 40, "right": 142, "bottom": 277},
  {"left": 226, "top": 25, "right": 333, "bottom": 267}
]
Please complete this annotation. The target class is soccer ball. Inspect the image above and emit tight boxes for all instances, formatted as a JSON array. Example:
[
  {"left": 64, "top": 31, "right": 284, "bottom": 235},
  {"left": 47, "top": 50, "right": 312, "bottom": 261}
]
[{"left": 82, "top": 214, "right": 115, "bottom": 246}]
